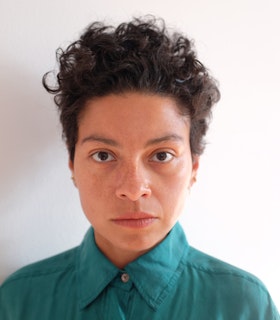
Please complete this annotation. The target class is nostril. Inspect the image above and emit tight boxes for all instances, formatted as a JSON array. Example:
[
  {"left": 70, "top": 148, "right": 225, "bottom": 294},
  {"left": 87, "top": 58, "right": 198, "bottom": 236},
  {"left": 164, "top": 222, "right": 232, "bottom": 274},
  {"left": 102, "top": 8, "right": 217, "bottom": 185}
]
[
  {"left": 142, "top": 187, "right": 152, "bottom": 197},
  {"left": 116, "top": 184, "right": 151, "bottom": 201},
  {"left": 115, "top": 166, "right": 151, "bottom": 201}
]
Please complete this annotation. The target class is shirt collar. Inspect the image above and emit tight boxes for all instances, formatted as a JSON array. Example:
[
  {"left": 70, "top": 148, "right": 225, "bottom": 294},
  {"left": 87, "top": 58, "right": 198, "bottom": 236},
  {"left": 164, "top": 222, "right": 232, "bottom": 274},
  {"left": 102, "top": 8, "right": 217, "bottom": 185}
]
[
  {"left": 77, "top": 223, "right": 189, "bottom": 311},
  {"left": 77, "top": 228, "right": 120, "bottom": 309},
  {"left": 126, "top": 223, "right": 189, "bottom": 310}
]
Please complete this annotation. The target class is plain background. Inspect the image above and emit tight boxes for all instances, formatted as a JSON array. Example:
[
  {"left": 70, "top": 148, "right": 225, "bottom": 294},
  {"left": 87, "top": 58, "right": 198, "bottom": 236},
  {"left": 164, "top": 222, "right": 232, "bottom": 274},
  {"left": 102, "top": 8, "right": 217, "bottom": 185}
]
[{"left": 0, "top": 0, "right": 279, "bottom": 309}]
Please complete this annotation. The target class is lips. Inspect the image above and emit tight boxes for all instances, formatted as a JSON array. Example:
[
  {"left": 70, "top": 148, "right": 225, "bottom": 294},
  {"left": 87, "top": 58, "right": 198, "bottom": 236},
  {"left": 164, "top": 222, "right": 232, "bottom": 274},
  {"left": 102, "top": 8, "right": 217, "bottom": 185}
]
[{"left": 111, "top": 212, "right": 157, "bottom": 228}]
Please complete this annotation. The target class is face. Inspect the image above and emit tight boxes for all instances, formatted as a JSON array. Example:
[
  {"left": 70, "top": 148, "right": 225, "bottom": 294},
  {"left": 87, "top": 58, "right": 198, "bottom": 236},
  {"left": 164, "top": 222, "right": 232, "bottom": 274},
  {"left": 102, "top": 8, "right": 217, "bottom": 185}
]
[{"left": 70, "top": 92, "right": 199, "bottom": 267}]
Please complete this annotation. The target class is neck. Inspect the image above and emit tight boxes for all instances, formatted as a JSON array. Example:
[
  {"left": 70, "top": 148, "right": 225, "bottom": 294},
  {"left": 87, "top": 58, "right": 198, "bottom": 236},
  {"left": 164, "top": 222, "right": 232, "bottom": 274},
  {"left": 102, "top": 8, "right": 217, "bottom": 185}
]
[{"left": 94, "top": 232, "right": 151, "bottom": 269}]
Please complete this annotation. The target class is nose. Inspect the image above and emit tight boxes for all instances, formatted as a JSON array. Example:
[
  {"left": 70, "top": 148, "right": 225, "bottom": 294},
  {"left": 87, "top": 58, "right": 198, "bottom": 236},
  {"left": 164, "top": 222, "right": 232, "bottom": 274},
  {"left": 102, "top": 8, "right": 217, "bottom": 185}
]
[{"left": 115, "top": 163, "right": 152, "bottom": 201}]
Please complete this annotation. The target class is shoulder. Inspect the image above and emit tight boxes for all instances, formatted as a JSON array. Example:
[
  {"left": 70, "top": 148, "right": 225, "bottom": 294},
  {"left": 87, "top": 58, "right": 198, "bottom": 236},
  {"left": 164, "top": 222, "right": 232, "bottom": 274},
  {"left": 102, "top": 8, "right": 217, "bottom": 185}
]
[
  {"left": 183, "top": 247, "right": 279, "bottom": 318},
  {"left": 186, "top": 246, "right": 267, "bottom": 289},
  {"left": 188, "top": 247, "right": 258, "bottom": 275},
  {"left": 1, "top": 246, "right": 78, "bottom": 290},
  {"left": 0, "top": 246, "right": 81, "bottom": 319}
]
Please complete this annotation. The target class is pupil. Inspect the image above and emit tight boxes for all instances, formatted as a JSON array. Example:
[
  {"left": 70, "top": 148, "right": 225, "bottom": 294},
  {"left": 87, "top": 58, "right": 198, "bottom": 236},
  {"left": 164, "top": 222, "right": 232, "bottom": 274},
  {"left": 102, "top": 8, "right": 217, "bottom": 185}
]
[
  {"left": 157, "top": 152, "right": 167, "bottom": 161},
  {"left": 98, "top": 152, "right": 108, "bottom": 161}
]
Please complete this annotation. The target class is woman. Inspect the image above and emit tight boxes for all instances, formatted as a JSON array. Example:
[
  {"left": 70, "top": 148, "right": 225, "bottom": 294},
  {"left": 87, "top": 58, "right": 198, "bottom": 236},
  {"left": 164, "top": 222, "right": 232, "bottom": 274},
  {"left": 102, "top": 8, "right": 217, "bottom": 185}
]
[{"left": 0, "top": 17, "right": 279, "bottom": 319}]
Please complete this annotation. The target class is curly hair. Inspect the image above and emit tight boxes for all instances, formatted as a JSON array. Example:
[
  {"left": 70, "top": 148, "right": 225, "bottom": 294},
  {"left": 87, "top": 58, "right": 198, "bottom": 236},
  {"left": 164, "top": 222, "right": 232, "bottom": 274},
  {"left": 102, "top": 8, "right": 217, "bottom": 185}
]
[{"left": 43, "top": 16, "right": 220, "bottom": 161}]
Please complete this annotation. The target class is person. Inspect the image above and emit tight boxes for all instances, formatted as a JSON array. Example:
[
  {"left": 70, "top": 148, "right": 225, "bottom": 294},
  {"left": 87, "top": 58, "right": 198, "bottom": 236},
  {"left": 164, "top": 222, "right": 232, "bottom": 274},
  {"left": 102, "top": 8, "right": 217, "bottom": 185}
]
[{"left": 0, "top": 16, "right": 279, "bottom": 320}]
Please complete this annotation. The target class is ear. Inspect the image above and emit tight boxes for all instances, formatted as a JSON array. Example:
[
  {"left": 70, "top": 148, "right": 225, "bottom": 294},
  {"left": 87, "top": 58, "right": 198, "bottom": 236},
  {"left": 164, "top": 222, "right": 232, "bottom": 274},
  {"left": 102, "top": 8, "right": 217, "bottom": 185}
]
[
  {"left": 69, "top": 159, "right": 77, "bottom": 187},
  {"left": 69, "top": 159, "right": 74, "bottom": 174},
  {"left": 190, "top": 156, "right": 200, "bottom": 187}
]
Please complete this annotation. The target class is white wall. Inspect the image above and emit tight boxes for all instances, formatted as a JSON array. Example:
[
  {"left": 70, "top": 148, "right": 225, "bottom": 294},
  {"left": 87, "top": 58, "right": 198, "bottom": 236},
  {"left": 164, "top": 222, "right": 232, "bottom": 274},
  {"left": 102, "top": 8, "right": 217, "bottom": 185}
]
[{"left": 0, "top": 0, "right": 279, "bottom": 309}]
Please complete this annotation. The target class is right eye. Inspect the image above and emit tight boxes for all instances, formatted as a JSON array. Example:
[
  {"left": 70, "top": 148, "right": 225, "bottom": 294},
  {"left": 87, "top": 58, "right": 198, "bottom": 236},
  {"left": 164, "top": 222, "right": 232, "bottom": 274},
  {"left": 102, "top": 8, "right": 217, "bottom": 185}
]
[{"left": 91, "top": 151, "right": 115, "bottom": 162}]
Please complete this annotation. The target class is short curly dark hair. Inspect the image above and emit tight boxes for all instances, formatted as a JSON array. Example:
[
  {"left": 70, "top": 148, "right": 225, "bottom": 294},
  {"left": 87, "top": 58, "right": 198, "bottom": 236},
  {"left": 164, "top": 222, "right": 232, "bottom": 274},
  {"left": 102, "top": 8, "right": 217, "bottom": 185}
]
[{"left": 43, "top": 16, "right": 220, "bottom": 161}]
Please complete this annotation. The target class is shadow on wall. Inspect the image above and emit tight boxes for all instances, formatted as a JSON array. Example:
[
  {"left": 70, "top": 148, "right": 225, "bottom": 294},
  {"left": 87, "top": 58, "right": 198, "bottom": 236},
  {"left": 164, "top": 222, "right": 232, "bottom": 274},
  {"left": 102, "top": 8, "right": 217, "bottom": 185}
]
[{"left": 0, "top": 61, "right": 61, "bottom": 280}]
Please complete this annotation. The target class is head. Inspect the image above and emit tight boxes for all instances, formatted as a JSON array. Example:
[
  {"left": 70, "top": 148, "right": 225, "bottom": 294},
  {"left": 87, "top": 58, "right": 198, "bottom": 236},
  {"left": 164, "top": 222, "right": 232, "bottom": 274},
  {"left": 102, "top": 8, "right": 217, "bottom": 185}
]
[
  {"left": 43, "top": 16, "right": 220, "bottom": 163},
  {"left": 43, "top": 16, "right": 220, "bottom": 267}
]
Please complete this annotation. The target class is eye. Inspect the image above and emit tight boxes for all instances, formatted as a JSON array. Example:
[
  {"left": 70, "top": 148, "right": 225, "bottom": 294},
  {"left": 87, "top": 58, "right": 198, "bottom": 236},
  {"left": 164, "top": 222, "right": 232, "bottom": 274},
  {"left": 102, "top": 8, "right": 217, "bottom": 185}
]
[
  {"left": 151, "top": 151, "right": 174, "bottom": 163},
  {"left": 91, "top": 151, "right": 115, "bottom": 162}
]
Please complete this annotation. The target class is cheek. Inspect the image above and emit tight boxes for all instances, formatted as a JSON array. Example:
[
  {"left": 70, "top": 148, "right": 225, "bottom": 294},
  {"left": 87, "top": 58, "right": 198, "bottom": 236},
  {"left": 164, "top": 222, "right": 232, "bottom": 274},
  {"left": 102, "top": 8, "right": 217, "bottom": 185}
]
[
  {"left": 76, "top": 174, "right": 108, "bottom": 210},
  {"left": 165, "top": 161, "right": 192, "bottom": 191},
  {"left": 77, "top": 182, "right": 107, "bottom": 227},
  {"left": 157, "top": 167, "right": 191, "bottom": 209}
]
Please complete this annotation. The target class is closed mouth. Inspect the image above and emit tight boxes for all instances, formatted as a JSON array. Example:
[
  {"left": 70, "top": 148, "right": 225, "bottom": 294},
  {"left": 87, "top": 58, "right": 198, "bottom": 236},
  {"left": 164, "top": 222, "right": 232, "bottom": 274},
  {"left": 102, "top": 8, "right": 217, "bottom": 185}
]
[{"left": 111, "top": 212, "right": 157, "bottom": 228}]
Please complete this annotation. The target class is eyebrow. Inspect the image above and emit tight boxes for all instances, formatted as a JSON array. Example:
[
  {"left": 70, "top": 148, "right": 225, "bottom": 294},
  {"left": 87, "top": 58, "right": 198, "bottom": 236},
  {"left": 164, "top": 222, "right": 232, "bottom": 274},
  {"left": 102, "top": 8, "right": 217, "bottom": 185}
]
[
  {"left": 80, "top": 135, "right": 120, "bottom": 146},
  {"left": 80, "top": 133, "right": 184, "bottom": 147},
  {"left": 145, "top": 134, "right": 184, "bottom": 146}
]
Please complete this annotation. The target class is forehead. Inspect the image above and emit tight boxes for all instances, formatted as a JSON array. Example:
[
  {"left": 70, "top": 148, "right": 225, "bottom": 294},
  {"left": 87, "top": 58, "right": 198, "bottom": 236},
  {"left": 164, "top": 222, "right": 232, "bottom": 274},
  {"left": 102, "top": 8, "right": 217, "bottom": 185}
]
[{"left": 77, "top": 92, "right": 190, "bottom": 142}]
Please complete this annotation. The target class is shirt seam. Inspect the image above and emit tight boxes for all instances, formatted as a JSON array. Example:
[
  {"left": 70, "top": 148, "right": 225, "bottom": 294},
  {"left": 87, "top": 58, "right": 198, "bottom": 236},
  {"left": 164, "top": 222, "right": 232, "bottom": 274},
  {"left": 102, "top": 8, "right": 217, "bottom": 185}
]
[
  {"left": 186, "top": 261, "right": 268, "bottom": 293},
  {"left": 1, "top": 264, "right": 75, "bottom": 288}
]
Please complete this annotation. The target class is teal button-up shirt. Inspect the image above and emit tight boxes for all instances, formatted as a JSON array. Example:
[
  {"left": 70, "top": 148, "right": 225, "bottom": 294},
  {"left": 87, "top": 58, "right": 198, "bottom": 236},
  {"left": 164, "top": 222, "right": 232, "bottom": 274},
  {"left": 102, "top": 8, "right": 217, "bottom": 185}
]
[{"left": 0, "top": 223, "right": 279, "bottom": 319}]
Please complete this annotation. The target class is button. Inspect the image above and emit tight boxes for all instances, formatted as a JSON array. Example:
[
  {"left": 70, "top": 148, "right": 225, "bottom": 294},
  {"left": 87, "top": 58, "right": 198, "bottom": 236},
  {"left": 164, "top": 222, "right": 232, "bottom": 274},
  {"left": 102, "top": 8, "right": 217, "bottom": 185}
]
[{"left": 121, "top": 273, "right": 130, "bottom": 283}]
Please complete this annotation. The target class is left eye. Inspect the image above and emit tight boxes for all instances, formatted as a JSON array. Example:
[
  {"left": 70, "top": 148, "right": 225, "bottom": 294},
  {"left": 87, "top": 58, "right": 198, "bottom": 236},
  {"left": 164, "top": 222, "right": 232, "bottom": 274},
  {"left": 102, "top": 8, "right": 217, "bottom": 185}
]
[
  {"left": 151, "top": 152, "right": 174, "bottom": 163},
  {"left": 91, "top": 151, "right": 115, "bottom": 162}
]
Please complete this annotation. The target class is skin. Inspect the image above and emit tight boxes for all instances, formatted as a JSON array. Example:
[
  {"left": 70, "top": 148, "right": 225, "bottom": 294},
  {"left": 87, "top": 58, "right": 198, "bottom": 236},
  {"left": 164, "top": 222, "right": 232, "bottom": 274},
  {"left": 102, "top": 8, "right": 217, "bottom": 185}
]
[{"left": 69, "top": 92, "right": 199, "bottom": 268}]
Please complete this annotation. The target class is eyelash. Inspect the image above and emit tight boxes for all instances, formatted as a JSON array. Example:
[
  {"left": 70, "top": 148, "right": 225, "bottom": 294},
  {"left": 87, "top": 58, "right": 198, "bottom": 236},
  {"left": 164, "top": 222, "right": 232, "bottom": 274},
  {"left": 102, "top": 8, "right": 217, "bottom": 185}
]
[
  {"left": 91, "top": 151, "right": 115, "bottom": 162},
  {"left": 150, "top": 151, "right": 174, "bottom": 163},
  {"left": 90, "top": 150, "right": 175, "bottom": 163}
]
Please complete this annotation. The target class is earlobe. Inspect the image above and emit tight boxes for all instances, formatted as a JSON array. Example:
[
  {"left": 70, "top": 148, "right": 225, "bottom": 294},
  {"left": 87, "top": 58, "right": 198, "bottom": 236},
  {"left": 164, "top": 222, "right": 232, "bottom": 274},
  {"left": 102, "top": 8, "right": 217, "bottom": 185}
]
[
  {"left": 191, "top": 175, "right": 197, "bottom": 185},
  {"left": 71, "top": 175, "right": 77, "bottom": 187}
]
